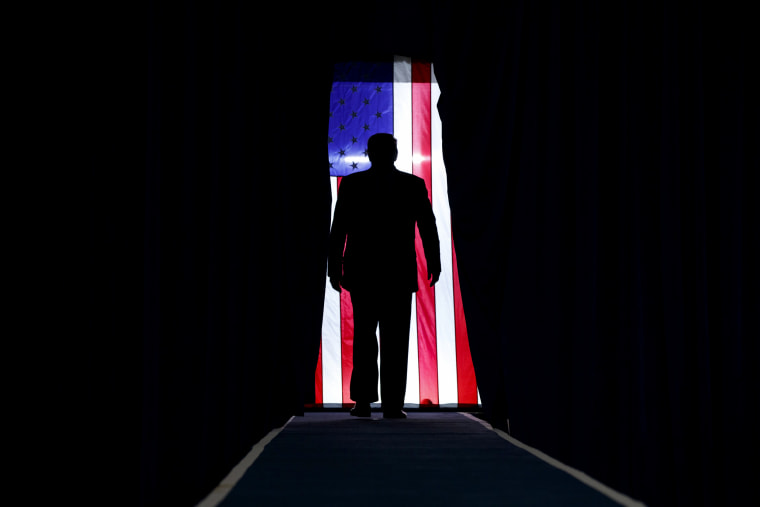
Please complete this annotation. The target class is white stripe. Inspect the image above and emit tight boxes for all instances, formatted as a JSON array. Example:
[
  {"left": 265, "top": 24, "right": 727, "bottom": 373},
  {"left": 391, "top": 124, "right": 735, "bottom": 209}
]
[
  {"left": 393, "top": 56, "right": 413, "bottom": 175},
  {"left": 394, "top": 55, "right": 420, "bottom": 405},
  {"left": 321, "top": 177, "right": 342, "bottom": 404},
  {"left": 196, "top": 417, "right": 295, "bottom": 506},
  {"left": 430, "top": 66, "right": 458, "bottom": 405},
  {"left": 376, "top": 323, "right": 381, "bottom": 402},
  {"left": 405, "top": 296, "right": 420, "bottom": 404},
  {"left": 460, "top": 413, "right": 648, "bottom": 507}
]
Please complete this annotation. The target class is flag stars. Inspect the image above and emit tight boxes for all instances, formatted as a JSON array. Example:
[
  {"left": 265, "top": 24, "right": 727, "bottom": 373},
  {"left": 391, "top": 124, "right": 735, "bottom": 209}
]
[{"left": 327, "top": 78, "right": 394, "bottom": 176}]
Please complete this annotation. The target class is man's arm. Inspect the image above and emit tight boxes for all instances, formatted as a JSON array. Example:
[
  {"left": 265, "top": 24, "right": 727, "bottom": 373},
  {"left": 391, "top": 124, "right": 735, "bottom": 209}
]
[
  {"left": 415, "top": 179, "right": 441, "bottom": 287},
  {"left": 328, "top": 179, "right": 350, "bottom": 292}
]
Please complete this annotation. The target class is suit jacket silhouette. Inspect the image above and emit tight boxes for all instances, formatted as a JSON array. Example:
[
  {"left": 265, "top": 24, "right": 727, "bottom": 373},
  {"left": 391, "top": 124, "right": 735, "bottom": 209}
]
[{"left": 329, "top": 167, "right": 441, "bottom": 293}]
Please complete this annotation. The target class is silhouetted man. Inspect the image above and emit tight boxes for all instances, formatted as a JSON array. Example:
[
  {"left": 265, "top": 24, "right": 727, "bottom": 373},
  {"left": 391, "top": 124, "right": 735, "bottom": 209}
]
[{"left": 328, "top": 133, "right": 441, "bottom": 419}]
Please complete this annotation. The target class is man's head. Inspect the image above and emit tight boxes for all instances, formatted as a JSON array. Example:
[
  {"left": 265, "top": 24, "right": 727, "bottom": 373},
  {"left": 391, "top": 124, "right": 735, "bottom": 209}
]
[{"left": 367, "top": 133, "right": 398, "bottom": 166}]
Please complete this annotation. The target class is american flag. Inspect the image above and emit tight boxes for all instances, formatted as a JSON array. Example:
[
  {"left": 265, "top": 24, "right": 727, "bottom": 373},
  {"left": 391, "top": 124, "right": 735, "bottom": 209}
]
[{"left": 316, "top": 56, "right": 479, "bottom": 408}]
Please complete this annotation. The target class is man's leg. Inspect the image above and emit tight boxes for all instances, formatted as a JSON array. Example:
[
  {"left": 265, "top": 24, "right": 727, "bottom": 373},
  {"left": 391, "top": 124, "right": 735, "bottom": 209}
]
[
  {"left": 379, "top": 291, "right": 413, "bottom": 415},
  {"left": 349, "top": 290, "right": 380, "bottom": 405}
]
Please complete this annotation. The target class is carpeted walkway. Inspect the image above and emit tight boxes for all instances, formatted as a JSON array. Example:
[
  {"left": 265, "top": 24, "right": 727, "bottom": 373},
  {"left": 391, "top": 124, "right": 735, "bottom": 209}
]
[{"left": 204, "top": 411, "right": 642, "bottom": 506}]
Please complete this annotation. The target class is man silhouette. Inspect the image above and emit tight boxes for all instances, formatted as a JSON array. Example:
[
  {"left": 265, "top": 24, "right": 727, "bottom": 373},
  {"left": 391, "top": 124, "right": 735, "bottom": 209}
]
[{"left": 329, "top": 133, "right": 441, "bottom": 419}]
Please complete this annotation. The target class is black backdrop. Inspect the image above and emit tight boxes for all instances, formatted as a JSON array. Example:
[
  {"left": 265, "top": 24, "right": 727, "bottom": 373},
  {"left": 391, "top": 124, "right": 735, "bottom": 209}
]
[{"left": 61, "top": 1, "right": 757, "bottom": 506}]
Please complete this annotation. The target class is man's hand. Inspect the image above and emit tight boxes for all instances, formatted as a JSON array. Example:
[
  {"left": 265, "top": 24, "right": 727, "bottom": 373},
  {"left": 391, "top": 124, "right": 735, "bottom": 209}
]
[
  {"left": 428, "top": 270, "right": 440, "bottom": 287},
  {"left": 330, "top": 277, "right": 342, "bottom": 293}
]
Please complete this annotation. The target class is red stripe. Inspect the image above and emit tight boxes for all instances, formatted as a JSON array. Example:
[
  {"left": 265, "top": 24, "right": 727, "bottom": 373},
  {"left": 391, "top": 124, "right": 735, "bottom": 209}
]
[
  {"left": 452, "top": 235, "right": 478, "bottom": 404},
  {"left": 314, "top": 340, "right": 323, "bottom": 405},
  {"left": 336, "top": 177, "right": 354, "bottom": 406},
  {"left": 412, "top": 60, "right": 438, "bottom": 406}
]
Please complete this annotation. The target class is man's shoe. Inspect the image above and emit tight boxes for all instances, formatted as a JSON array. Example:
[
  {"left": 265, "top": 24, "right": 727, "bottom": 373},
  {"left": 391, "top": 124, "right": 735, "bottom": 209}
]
[
  {"left": 383, "top": 409, "right": 407, "bottom": 419},
  {"left": 350, "top": 402, "right": 371, "bottom": 417}
]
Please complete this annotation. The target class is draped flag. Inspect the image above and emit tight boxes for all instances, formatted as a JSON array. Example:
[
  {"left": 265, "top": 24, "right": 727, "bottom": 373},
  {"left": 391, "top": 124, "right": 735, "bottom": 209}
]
[{"left": 316, "top": 56, "right": 479, "bottom": 408}]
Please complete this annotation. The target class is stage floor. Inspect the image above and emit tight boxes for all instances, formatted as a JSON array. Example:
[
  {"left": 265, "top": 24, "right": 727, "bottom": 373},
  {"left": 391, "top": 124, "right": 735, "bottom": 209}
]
[{"left": 200, "top": 411, "right": 643, "bottom": 507}]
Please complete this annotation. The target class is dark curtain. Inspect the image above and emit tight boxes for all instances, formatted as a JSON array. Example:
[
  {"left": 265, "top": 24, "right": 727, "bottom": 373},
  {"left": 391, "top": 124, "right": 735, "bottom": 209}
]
[
  {"left": 62, "top": 1, "right": 756, "bottom": 506},
  {"left": 140, "top": 3, "right": 332, "bottom": 505},
  {"left": 433, "top": 2, "right": 758, "bottom": 507}
]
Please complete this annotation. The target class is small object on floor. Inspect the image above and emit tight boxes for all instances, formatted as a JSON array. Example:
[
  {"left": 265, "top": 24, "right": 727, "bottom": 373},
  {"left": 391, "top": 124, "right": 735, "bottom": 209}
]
[
  {"left": 350, "top": 402, "right": 371, "bottom": 417},
  {"left": 383, "top": 410, "right": 407, "bottom": 419}
]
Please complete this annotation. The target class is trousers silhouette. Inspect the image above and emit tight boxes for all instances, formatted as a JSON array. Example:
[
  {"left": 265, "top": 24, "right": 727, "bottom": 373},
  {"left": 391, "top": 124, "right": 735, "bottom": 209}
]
[{"left": 349, "top": 288, "right": 412, "bottom": 411}]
